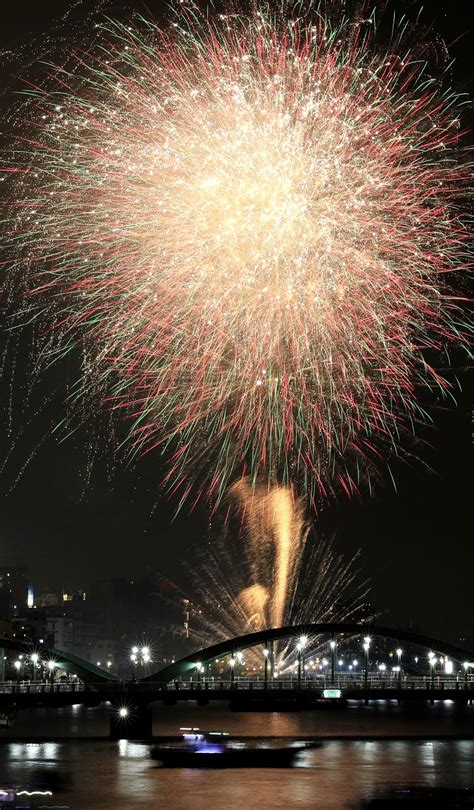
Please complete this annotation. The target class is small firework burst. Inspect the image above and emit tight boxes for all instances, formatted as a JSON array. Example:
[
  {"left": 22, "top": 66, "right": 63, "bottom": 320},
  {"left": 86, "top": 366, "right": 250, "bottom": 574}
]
[{"left": 159, "top": 482, "right": 370, "bottom": 669}]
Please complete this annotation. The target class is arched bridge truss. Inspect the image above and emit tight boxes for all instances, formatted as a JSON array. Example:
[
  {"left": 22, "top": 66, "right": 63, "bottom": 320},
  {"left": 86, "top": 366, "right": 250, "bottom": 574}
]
[
  {"left": 0, "top": 636, "right": 121, "bottom": 684},
  {"left": 145, "top": 623, "right": 474, "bottom": 683}
]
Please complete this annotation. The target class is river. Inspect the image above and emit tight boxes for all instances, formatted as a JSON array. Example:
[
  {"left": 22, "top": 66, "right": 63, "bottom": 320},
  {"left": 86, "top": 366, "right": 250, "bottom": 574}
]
[{"left": 0, "top": 702, "right": 472, "bottom": 808}]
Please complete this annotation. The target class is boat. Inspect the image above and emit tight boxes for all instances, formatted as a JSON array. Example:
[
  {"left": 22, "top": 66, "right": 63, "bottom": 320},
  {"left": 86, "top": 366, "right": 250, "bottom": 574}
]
[
  {"left": 151, "top": 743, "right": 306, "bottom": 768},
  {"left": 151, "top": 728, "right": 310, "bottom": 768}
]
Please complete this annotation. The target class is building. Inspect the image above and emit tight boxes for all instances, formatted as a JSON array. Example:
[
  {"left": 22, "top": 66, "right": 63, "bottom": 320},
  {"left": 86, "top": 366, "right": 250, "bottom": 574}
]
[
  {"left": 79, "top": 638, "right": 118, "bottom": 669},
  {"left": 12, "top": 610, "right": 48, "bottom": 645},
  {"left": 0, "top": 568, "right": 29, "bottom": 619},
  {"left": 46, "top": 615, "right": 81, "bottom": 655}
]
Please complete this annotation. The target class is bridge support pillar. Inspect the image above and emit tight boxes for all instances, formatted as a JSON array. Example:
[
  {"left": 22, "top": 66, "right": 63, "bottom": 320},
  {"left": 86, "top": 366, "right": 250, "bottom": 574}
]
[{"left": 109, "top": 705, "right": 152, "bottom": 740}]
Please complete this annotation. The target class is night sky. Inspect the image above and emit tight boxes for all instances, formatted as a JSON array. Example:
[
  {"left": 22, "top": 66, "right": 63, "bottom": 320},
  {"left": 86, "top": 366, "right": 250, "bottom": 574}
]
[{"left": 0, "top": 0, "right": 472, "bottom": 643}]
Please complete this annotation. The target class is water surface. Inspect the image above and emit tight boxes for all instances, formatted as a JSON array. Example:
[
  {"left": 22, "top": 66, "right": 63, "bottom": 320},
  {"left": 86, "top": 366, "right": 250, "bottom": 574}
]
[{"left": 0, "top": 703, "right": 472, "bottom": 808}]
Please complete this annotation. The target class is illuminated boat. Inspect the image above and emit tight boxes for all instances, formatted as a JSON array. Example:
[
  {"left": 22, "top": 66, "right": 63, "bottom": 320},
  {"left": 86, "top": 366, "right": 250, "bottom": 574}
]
[
  {"left": 151, "top": 728, "right": 309, "bottom": 768},
  {"left": 151, "top": 743, "right": 305, "bottom": 768}
]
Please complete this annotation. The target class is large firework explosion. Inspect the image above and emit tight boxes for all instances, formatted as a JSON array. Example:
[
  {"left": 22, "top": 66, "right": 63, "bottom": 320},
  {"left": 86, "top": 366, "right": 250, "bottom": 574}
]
[{"left": 2, "top": 1, "right": 471, "bottom": 507}]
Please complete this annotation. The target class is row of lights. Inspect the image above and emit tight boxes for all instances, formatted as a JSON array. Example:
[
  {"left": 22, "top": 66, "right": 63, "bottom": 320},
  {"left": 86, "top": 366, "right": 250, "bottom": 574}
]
[
  {"left": 11, "top": 653, "right": 57, "bottom": 676},
  {"left": 194, "top": 636, "right": 472, "bottom": 677}
]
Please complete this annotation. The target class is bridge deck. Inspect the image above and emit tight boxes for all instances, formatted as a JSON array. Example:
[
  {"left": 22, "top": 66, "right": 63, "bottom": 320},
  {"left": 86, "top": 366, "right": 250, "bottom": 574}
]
[{"left": 0, "top": 677, "right": 472, "bottom": 710}]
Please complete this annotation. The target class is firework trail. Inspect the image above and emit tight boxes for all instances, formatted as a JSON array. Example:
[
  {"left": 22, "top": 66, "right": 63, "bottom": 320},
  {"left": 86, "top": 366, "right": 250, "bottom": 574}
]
[
  {"left": 2, "top": 1, "right": 471, "bottom": 506},
  {"left": 169, "top": 481, "right": 370, "bottom": 667},
  {"left": 232, "top": 479, "right": 305, "bottom": 627}
]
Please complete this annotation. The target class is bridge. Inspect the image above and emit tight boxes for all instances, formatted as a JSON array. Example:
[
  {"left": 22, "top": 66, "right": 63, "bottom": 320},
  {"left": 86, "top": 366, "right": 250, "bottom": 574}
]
[
  {"left": 145, "top": 623, "right": 474, "bottom": 683},
  {"left": 0, "top": 636, "right": 122, "bottom": 684},
  {"left": 0, "top": 625, "right": 472, "bottom": 738}
]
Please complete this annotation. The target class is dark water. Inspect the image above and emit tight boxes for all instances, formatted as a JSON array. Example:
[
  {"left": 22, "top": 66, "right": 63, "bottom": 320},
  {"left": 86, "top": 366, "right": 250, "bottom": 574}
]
[{"left": 0, "top": 703, "right": 472, "bottom": 809}]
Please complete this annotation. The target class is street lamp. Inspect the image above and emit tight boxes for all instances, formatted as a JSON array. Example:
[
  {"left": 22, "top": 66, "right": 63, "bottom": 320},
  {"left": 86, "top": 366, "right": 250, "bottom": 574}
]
[
  {"left": 329, "top": 639, "right": 337, "bottom": 685},
  {"left": 47, "top": 660, "right": 55, "bottom": 684},
  {"left": 31, "top": 653, "right": 39, "bottom": 683},
  {"left": 463, "top": 662, "right": 469, "bottom": 688},
  {"left": 236, "top": 651, "right": 243, "bottom": 680},
  {"left": 296, "top": 642, "right": 302, "bottom": 686},
  {"left": 14, "top": 660, "right": 21, "bottom": 684},
  {"left": 363, "top": 637, "right": 371, "bottom": 688},
  {"left": 263, "top": 648, "right": 269, "bottom": 686},
  {"left": 130, "top": 653, "right": 137, "bottom": 681},
  {"left": 396, "top": 648, "right": 402, "bottom": 686},
  {"left": 299, "top": 636, "right": 307, "bottom": 685},
  {"left": 428, "top": 652, "right": 436, "bottom": 688},
  {"left": 230, "top": 656, "right": 235, "bottom": 685}
]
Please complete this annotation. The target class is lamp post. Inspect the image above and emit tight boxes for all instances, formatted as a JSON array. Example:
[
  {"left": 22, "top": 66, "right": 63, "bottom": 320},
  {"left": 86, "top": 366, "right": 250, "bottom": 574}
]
[
  {"left": 230, "top": 656, "right": 235, "bottom": 685},
  {"left": 269, "top": 641, "right": 274, "bottom": 680},
  {"left": 396, "top": 648, "right": 402, "bottom": 687},
  {"left": 299, "top": 636, "right": 307, "bottom": 686},
  {"left": 31, "top": 653, "right": 39, "bottom": 683},
  {"left": 236, "top": 651, "right": 243, "bottom": 681},
  {"left": 296, "top": 642, "right": 302, "bottom": 687},
  {"left": 428, "top": 653, "right": 436, "bottom": 688},
  {"left": 47, "top": 660, "right": 55, "bottom": 685},
  {"left": 363, "top": 637, "right": 371, "bottom": 689},
  {"left": 263, "top": 647, "right": 269, "bottom": 687},
  {"left": 330, "top": 639, "right": 337, "bottom": 685},
  {"left": 130, "top": 653, "right": 137, "bottom": 681},
  {"left": 14, "top": 660, "right": 21, "bottom": 684},
  {"left": 463, "top": 662, "right": 469, "bottom": 689}
]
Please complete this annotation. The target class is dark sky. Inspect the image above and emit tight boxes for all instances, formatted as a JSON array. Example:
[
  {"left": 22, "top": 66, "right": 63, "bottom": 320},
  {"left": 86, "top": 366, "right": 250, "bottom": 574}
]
[{"left": 0, "top": 0, "right": 472, "bottom": 643}]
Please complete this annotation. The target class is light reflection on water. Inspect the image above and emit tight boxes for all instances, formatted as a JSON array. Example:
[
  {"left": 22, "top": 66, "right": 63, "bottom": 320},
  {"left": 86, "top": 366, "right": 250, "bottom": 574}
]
[
  {"left": 0, "top": 738, "right": 472, "bottom": 809},
  {"left": 0, "top": 706, "right": 472, "bottom": 808}
]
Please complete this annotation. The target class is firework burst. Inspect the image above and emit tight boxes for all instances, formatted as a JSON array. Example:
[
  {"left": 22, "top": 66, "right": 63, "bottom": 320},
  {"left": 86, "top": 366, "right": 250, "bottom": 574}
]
[
  {"left": 161, "top": 481, "right": 370, "bottom": 669},
  {"left": 3, "top": 2, "right": 471, "bottom": 506}
]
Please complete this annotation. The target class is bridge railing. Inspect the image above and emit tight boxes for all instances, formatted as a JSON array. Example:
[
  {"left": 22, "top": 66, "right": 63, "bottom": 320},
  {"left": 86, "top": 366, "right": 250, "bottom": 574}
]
[
  {"left": 0, "top": 674, "right": 472, "bottom": 695},
  {"left": 150, "top": 675, "right": 473, "bottom": 692},
  {"left": 0, "top": 682, "right": 87, "bottom": 695}
]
